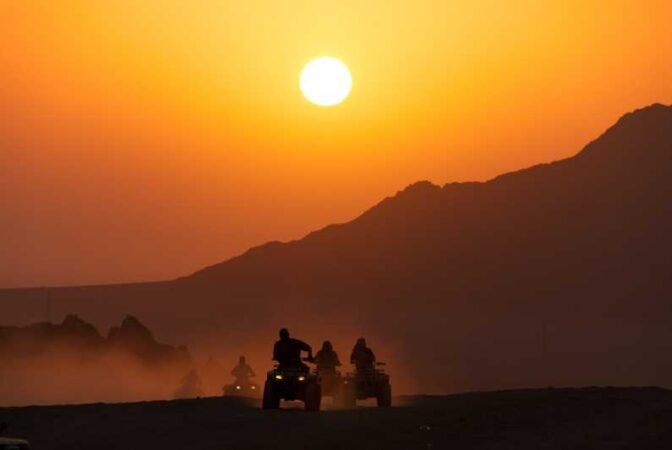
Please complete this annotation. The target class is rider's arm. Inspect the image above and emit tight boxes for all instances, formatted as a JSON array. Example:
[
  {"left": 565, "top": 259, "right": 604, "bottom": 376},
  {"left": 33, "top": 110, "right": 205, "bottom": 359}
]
[{"left": 297, "top": 339, "right": 313, "bottom": 358}]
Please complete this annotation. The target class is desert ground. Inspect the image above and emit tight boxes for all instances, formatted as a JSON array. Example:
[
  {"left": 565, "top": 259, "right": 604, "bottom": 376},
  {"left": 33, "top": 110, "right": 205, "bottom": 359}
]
[{"left": 1, "top": 387, "right": 671, "bottom": 449}]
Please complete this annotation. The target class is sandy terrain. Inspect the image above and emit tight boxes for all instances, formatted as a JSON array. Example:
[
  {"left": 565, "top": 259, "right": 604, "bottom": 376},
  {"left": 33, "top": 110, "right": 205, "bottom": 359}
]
[{"left": 1, "top": 387, "right": 671, "bottom": 449}]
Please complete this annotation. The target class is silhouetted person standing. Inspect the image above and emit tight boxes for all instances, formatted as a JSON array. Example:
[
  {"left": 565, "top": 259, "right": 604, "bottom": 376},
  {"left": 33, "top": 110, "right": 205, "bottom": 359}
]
[
  {"left": 350, "top": 337, "right": 376, "bottom": 371},
  {"left": 231, "top": 355, "right": 255, "bottom": 384},
  {"left": 314, "top": 340, "right": 341, "bottom": 374},
  {"left": 273, "top": 328, "right": 313, "bottom": 370}
]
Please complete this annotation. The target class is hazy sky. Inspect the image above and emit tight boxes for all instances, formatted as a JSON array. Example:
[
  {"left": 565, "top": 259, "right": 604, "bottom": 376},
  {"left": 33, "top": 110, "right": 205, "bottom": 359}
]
[{"left": 1, "top": 0, "right": 671, "bottom": 287}]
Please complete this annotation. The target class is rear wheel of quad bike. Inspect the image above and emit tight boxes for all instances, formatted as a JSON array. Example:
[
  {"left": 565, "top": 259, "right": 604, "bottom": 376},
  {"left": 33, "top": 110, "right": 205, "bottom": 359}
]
[
  {"left": 377, "top": 383, "right": 391, "bottom": 408},
  {"left": 333, "top": 384, "right": 346, "bottom": 408},
  {"left": 262, "top": 380, "right": 280, "bottom": 409},
  {"left": 340, "top": 383, "right": 357, "bottom": 409},
  {"left": 305, "top": 382, "right": 321, "bottom": 412}
]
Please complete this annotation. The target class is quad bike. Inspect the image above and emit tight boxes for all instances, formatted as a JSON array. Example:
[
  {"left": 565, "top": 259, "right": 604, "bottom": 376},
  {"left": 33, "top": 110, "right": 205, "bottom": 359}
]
[
  {"left": 223, "top": 380, "right": 260, "bottom": 397},
  {"left": 262, "top": 359, "right": 322, "bottom": 412},
  {"left": 316, "top": 369, "right": 351, "bottom": 407},
  {"left": 342, "top": 362, "right": 392, "bottom": 408}
]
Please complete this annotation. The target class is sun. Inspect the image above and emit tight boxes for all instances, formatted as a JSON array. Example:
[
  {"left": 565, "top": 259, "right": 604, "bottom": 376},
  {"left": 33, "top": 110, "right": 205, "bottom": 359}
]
[{"left": 300, "top": 57, "right": 352, "bottom": 107}]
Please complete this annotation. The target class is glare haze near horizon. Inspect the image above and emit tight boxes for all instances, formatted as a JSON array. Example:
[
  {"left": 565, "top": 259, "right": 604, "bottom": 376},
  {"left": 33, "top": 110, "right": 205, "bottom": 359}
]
[{"left": 1, "top": 1, "right": 671, "bottom": 287}]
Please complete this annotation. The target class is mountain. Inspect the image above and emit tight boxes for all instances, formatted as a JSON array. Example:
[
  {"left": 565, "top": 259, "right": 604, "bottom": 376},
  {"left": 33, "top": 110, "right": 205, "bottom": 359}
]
[
  {"left": 1, "top": 104, "right": 671, "bottom": 393},
  {"left": 0, "top": 314, "right": 192, "bottom": 368},
  {"left": 0, "top": 314, "right": 194, "bottom": 405}
]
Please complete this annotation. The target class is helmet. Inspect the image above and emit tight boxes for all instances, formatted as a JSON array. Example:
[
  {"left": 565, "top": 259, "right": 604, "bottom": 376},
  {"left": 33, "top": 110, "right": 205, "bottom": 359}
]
[
  {"left": 279, "top": 328, "right": 290, "bottom": 339},
  {"left": 239, "top": 355, "right": 246, "bottom": 363},
  {"left": 322, "top": 340, "right": 333, "bottom": 351}
]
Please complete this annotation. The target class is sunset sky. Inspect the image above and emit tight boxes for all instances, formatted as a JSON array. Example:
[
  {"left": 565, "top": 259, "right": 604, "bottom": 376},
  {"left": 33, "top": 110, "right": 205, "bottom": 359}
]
[{"left": 2, "top": 0, "right": 671, "bottom": 287}]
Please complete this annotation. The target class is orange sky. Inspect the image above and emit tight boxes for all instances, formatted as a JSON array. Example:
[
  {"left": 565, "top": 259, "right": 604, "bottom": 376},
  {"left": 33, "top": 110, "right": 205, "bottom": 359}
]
[{"left": 1, "top": 0, "right": 671, "bottom": 287}]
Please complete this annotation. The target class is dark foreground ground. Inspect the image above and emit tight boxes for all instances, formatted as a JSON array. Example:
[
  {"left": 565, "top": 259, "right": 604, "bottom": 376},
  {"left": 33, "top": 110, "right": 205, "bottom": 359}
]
[{"left": 1, "top": 387, "right": 672, "bottom": 449}]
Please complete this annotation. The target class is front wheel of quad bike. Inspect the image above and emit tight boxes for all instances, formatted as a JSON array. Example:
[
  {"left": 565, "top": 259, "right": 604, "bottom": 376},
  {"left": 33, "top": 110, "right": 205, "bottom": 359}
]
[
  {"left": 262, "top": 380, "right": 280, "bottom": 409},
  {"left": 377, "top": 383, "right": 392, "bottom": 408},
  {"left": 304, "top": 382, "right": 322, "bottom": 412}
]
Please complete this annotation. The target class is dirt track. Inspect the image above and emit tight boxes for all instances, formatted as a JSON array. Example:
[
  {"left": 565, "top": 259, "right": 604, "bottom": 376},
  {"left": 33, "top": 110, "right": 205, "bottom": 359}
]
[{"left": 1, "top": 387, "right": 671, "bottom": 449}]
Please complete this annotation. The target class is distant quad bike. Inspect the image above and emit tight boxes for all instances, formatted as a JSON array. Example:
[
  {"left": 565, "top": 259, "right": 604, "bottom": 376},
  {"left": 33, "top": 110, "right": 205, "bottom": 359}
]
[
  {"left": 223, "top": 380, "right": 260, "bottom": 397},
  {"left": 262, "top": 362, "right": 321, "bottom": 412},
  {"left": 342, "top": 362, "right": 392, "bottom": 408}
]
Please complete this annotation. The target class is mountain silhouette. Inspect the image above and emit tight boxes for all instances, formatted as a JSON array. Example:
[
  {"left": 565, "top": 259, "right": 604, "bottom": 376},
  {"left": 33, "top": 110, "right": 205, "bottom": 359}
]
[
  {"left": 1, "top": 103, "right": 671, "bottom": 392},
  {"left": 0, "top": 314, "right": 192, "bottom": 368},
  {"left": 0, "top": 314, "right": 195, "bottom": 405}
]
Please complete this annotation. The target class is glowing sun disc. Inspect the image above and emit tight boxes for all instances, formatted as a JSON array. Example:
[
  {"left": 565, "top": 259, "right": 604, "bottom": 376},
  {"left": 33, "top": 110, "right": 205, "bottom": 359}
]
[{"left": 300, "top": 57, "right": 352, "bottom": 106}]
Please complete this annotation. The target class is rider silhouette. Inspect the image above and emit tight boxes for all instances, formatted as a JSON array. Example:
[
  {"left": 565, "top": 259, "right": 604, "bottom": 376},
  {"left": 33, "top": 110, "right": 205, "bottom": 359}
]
[
  {"left": 314, "top": 340, "right": 341, "bottom": 374},
  {"left": 231, "top": 355, "right": 255, "bottom": 384},
  {"left": 350, "top": 337, "right": 376, "bottom": 371},
  {"left": 273, "top": 328, "right": 313, "bottom": 370}
]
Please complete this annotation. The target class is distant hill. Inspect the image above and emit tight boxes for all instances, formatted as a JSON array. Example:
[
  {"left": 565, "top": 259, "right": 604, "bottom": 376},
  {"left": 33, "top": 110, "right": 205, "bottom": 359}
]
[
  {"left": 0, "top": 314, "right": 192, "bottom": 367},
  {"left": 1, "top": 104, "right": 671, "bottom": 394},
  {"left": 0, "top": 315, "right": 194, "bottom": 405}
]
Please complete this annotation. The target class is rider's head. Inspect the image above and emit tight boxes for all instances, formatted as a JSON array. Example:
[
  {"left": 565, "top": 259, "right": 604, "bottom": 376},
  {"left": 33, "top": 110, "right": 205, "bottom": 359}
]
[
  {"left": 322, "top": 340, "right": 332, "bottom": 351},
  {"left": 279, "top": 328, "right": 290, "bottom": 340},
  {"left": 239, "top": 355, "right": 246, "bottom": 363},
  {"left": 356, "top": 337, "right": 367, "bottom": 348}
]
